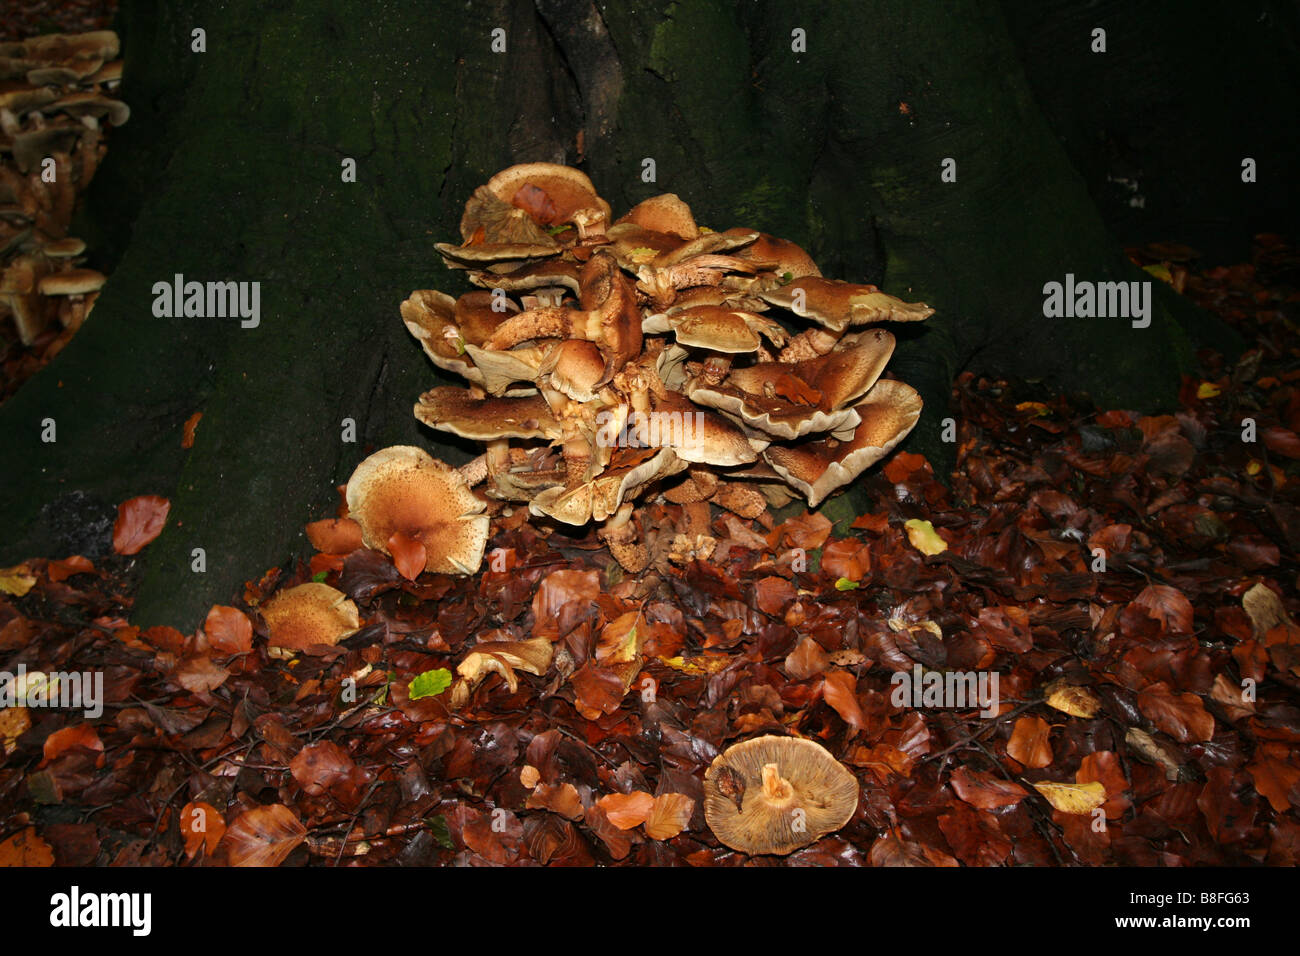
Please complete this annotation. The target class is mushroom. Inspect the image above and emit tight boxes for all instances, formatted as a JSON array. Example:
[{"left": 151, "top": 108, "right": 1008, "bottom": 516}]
[
  {"left": 703, "top": 735, "right": 859, "bottom": 856},
  {"left": 759, "top": 276, "right": 934, "bottom": 333},
  {"left": 484, "top": 162, "right": 612, "bottom": 239},
  {"left": 261, "top": 582, "right": 361, "bottom": 657},
  {"left": 723, "top": 229, "right": 822, "bottom": 279},
  {"left": 345, "top": 445, "right": 490, "bottom": 575},
  {"left": 38, "top": 267, "right": 104, "bottom": 331},
  {"left": 764, "top": 379, "right": 923, "bottom": 507},
  {"left": 613, "top": 193, "right": 699, "bottom": 240}
]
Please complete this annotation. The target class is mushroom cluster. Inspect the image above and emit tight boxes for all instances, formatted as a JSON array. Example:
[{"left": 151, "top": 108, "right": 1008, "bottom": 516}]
[
  {"left": 397, "top": 163, "right": 930, "bottom": 573},
  {"left": 1, "top": 31, "right": 124, "bottom": 346}
]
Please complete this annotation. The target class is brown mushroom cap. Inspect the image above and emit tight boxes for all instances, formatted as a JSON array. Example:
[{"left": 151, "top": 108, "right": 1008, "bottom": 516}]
[
  {"left": 458, "top": 183, "right": 559, "bottom": 246},
  {"left": 703, "top": 735, "right": 859, "bottom": 856},
  {"left": 759, "top": 277, "right": 934, "bottom": 333},
  {"left": 49, "top": 91, "right": 130, "bottom": 126},
  {"left": 414, "top": 386, "right": 562, "bottom": 441},
  {"left": 400, "top": 289, "right": 485, "bottom": 386},
  {"left": 613, "top": 193, "right": 699, "bottom": 240},
  {"left": 724, "top": 229, "right": 822, "bottom": 279},
  {"left": 345, "top": 445, "right": 490, "bottom": 574},
  {"left": 38, "top": 268, "right": 104, "bottom": 296},
  {"left": 764, "top": 378, "right": 924, "bottom": 506},
  {"left": 40, "top": 237, "right": 86, "bottom": 258},
  {"left": 486, "top": 162, "right": 612, "bottom": 231},
  {"left": 261, "top": 582, "right": 361, "bottom": 654},
  {"left": 542, "top": 339, "right": 605, "bottom": 402},
  {"left": 647, "top": 390, "right": 763, "bottom": 466}
]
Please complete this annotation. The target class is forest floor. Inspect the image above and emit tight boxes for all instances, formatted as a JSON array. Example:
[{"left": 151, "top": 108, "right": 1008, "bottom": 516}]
[{"left": 1, "top": 234, "right": 1297, "bottom": 866}]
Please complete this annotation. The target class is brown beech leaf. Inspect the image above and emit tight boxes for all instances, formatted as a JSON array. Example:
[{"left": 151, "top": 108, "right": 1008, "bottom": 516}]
[
  {"left": 511, "top": 183, "right": 558, "bottom": 224},
  {"left": 112, "top": 495, "right": 170, "bottom": 555},
  {"left": 644, "top": 792, "right": 694, "bottom": 840},
  {"left": 203, "top": 604, "right": 252, "bottom": 656},
  {"left": 754, "top": 576, "right": 796, "bottom": 616},
  {"left": 41, "top": 723, "right": 103, "bottom": 767},
  {"left": 1129, "top": 584, "right": 1194, "bottom": 635},
  {"left": 822, "top": 667, "right": 865, "bottom": 730},
  {"left": 1077, "top": 750, "right": 1132, "bottom": 818},
  {"left": 1262, "top": 425, "right": 1300, "bottom": 458},
  {"left": 598, "top": 791, "right": 656, "bottom": 830},
  {"left": 181, "top": 411, "right": 202, "bottom": 448},
  {"left": 976, "top": 605, "right": 1032, "bottom": 653},
  {"left": 532, "top": 569, "right": 600, "bottom": 642},
  {"left": 821, "top": 538, "right": 871, "bottom": 582},
  {"left": 1246, "top": 754, "right": 1300, "bottom": 813},
  {"left": 305, "top": 517, "right": 364, "bottom": 554},
  {"left": 387, "top": 530, "right": 427, "bottom": 581},
  {"left": 0, "top": 827, "right": 54, "bottom": 867},
  {"left": 289, "top": 740, "right": 358, "bottom": 796},
  {"left": 775, "top": 511, "right": 832, "bottom": 551},
  {"left": 181, "top": 801, "right": 226, "bottom": 860},
  {"left": 949, "top": 766, "right": 1027, "bottom": 809},
  {"left": 174, "top": 655, "right": 230, "bottom": 694},
  {"left": 525, "top": 782, "right": 585, "bottom": 821},
  {"left": 46, "top": 555, "right": 94, "bottom": 583},
  {"left": 1137, "top": 682, "right": 1214, "bottom": 743},
  {"left": 785, "top": 635, "right": 830, "bottom": 680},
  {"left": 223, "top": 804, "right": 306, "bottom": 867},
  {"left": 868, "top": 831, "right": 959, "bottom": 867},
  {"left": 1006, "top": 715, "right": 1053, "bottom": 768}
]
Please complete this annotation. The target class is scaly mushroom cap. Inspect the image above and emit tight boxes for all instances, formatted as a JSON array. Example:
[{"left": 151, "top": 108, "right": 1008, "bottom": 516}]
[
  {"left": 414, "top": 386, "right": 563, "bottom": 441},
  {"left": 724, "top": 229, "right": 822, "bottom": 279},
  {"left": 486, "top": 162, "right": 612, "bottom": 234},
  {"left": 401, "top": 289, "right": 486, "bottom": 386},
  {"left": 542, "top": 339, "right": 605, "bottom": 402},
  {"left": 647, "top": 390, "right": 763, "bottom": 466},
  {"left": 261, "top": 582, "right": 361, "bottom": 654},
  {"left": 345, "top": 445, "right": 490, "bottom": 574},
  {"left": 614, "top": 193, "right": 699, "bottom": 240},
  {"left": 764, "top": 378, "right": 924, "bottom": 507},
  {"left": 759, "top": 277, "right": 934, "bottom": 333},
  {"left": 703, "top": 735, "right": 859, "bottom": 856}
]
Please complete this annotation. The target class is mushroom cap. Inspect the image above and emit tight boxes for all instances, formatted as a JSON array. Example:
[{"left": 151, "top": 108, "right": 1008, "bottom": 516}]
[
  {"left": 670, "top": 306, "right": 762, "bottom": 354},
  {"left": 41, "top": 237, "right": 86, "bottom": 258},
  {"left": 463, "top": 343, "right": 548, "bottom": 396},
  {"left": 435, "top": 240, "right": 562, "bottom": 268},
  {"left": 49, "top": 91, "right": 130, "bottom": 126},
  {"left": 724, "top": 229, "right": 822, "bottom": 279},
  {"left": 542, "top": 339, "right": 605, "bottom": 402},
  {"left": 647, "top": 390, "right": 762, "bottom": 466},
  {"left": 38, "top": 268, "right": 104, "bottom": 296},
  {"left": 764, "top": 378, "right": 924, "bottom": 506},
  {"left": 759, "top": 277, "right": 934, "bottom": 333},
  {"left": 345, "top": 445, "right": 490, "bottom": 575},
  {"left": 471, "top": 258, "right": 582, "bottom": 295},
  {"left": 261, "top": 582, "right": 361, "bottom": 653},
  {"left": 605, "top": 222, "right": 689, "bottom": 269},
  {"left": 400, "top": 289, "right": 485, "bottom": 386},
  {"left": 0, "top": 85, "right": 58, "bottom": 115},
  {"left": 414, "top": 386, "right": 562, "bottom": 441},
  {"left": 703, "top": 735, "right": 859, "bottom": 856},
  {"left": 458, "top": 183, "right": 559, "bottom": 246},
  {"left": 22, "top": 31, "right": 119, "bottom": 63},
  {"left": 613, "top": 193, "right": 699, "bottom": 240},
  {"left": 486, "top": 162, "right": 612, "bottom": 230}
]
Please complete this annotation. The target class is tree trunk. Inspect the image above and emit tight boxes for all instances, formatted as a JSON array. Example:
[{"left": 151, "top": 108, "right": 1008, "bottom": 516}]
[{"left": 0, "top": 0, "right": 1254, "bottom": 628}]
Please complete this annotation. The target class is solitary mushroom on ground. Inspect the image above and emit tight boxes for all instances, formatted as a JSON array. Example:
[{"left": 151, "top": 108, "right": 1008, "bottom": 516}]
[
  {"left": 703, "top": 735, "right": 859, "bottom": 856},
  {"left": 261, "top": 582, "right": 360, "bottom": 657}
]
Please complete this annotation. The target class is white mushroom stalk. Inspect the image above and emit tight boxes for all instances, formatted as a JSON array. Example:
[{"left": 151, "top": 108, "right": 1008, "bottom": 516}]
[{"left": 384, "top": 162, "right": 932, "bottom": 575}]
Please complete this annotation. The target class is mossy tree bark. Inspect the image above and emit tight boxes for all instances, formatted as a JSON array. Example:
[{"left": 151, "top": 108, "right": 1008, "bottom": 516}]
[{"left": 0, "top": 0, "right": 1257, "bottom": 628}]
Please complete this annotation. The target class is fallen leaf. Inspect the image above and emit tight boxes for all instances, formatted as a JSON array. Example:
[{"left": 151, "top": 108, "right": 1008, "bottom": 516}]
[
  {"left": 182, "top": 411, "right": 202, "bottom": 448},
  {"left": 112, "top": 495, "right": 170, "bottom": 555},
  {"left": 949, "top": 767, "right": 1027, "bottom": 809},
  {"left": 822, "top": 667, "right": 865, "bottom": 730},
  {"left": 598, "top": 791, "right": 656, "bottom": 830},
  {"left": 46, "top": 555, "right": 94, "bottom": 583},
  {"left": 203, "top": 605, "right": 253, "bottom": 656},
  {"left": 388, "top": 530, "right": 427, "bottom": 581},
  {"left": 1033, "top": 780, "right": 1106, "bottom": 814},
  {"left": 41, "top": 723, "right": 103, "bottom": 767},
  {"left": 0, "top": 828, "right": 54, "bottom": 867},
  {"left": 1137, "top": 682, "right": 1214, "bottom": 743},
  {"left": 180, "top": 801, "right": 225, "bottom": 860},
  {"left": 1042, "top": 679, "right": 1100, "bottom": 718},
  {"left": 174, "top": 656, "right": 230, "bottom": 694},
  {"left": 1006, "top": 715, "right": 1053, "bottom": 768},
  {"left": 1247, "top": 755, "right": 1300, "bottom": 813},
  {"left": 644, "top": 793, "right": 694, "bottom": 840},
  {"left": 223, "top": 804, "right": 306, "bottom": 867},
  {"left": 904, "top": 519, "right": 947, "bottom": 555},
  {"left": 0, "top": 564, "right": 37, "bottom": 597}
]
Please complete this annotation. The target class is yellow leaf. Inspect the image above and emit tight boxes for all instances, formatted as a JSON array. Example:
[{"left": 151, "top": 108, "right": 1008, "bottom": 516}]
[
  {"left": 0, "top": 707, "right": 31, "bottom": 756},
  {"left": 1143, "top": 263, "right": 1173, "bottom": 283},
  {"left": 1246, "top": 460, "right": 1262, "bottom": 476},
  {"left": 0, "top": 564, "right": 36, "bottom": 597},
  {"left": 1043, "top": 679, "right": 1101, "bottom": 719},
  {"left": 1032, "top": 780, "right": 1106, "bottom": 814},
  {"left": 1196, "top": 381, "right": 1221, "bottom": 399},
  {"left": 904, "top": 519, "right": 947, "bottom": 556},
  {"left": 657, "top": 654, "right": 731, "bottom": 676},
  {"left": 1015, "top": 401, "right": 1051, "bottom": 417}
]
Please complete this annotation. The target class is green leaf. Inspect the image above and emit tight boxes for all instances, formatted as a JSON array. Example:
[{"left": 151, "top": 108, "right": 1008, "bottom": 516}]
[
  {"left": 426, "top": 814, "right": 454, "bottom": 850},
  {"left": 546, "top": 224, "right": 569, "bottom": 236},
  {"left": 408, "top": 668, "right": 453, "bottom": 701},
  {"left": 311, "top": 570, "right": 328, "bottom": 583},
  {"left": 834, "top": 577, "right": 860, "bottom": 591}
]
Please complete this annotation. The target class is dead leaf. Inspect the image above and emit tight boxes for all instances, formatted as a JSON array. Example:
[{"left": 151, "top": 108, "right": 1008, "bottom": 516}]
[
  {"left": 644, "top": 793, "right": 694, "bottom": 840},
  {"left": 387, "top": 530, "right": 427, "bottom": 581},
  {"left": 181, "top": 801, "right": 225, "bottom": 860},
  {"left": 203, "top": 605, "right": 253, "bottom": 656},
  {"left": 0, "top": 827, "right": 53, "bottom": 867},
  {"left": 949, "top": 766, "right": 1027, "bottom": 809},
  {"left": 598, "top": 791, "right": 656, "bottom": 830},
  {"left": 112, "top": 495, "right": 170, "bottom": 555},
  {"left": 1137, "top": 682, "right": 1214, "bottom": 743},
  {"left": 1006, "top": 715, "right": 1053, "bottom": 768},
  {"left": 223, "top": 804, "right": 306, "bottom": 866},
  {"left": 1032, "top": 780, "right": 1106, "bottom": 814},
  {"left": 46, "top": 555, "right": 93, "bottom": 583}
]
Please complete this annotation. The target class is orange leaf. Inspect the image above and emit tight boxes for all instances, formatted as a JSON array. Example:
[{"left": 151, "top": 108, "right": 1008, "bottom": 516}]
[
  {"left": 598, "top": 791, "right": 655, "bottom": 830},
  {"left": 821, "top": 538, "right": 870, "bottom": 582},
  {"left": 1130, "top": 584, "right": 1194, "bottom": 635},
  {"left": 222, "top": 804, "right": 306, "bottom": 867},
  {"left": 174, "top": 655, "right": 230, "bottom": 693},
  {"left": 41, "top": 723, "right": 103, "bottom": 767},
  {"left": 949, "top": 766, "right": 1028, "bottom": 809},
  {"left": 46, "top": 555, "right": 94, "bottom": 583},
  {"left": 883, "top": 451, "right": 927, "bottom": 483},
  {"left": 387, "top": 530, "right": 427, "bottom": 581},
  {"left": 1136, "top": 682, "right": 1214, "bottom": 743},
  {"left": 1247, "top": 755, "right": 1300, "bottom": 813},
  {"left": 305, "top": 517, "right": 364, "bottom": 554},
  {"left": 0, "top": 827, "right": 54, "bottom": 867},
  {"left": 112, "top": 495, "right": 170, "bottom": 555},
  {"left": 181, "top": 411, "right": 202, "bottom": 449},
  {"left": 203, "top": 605, "right": 252, "bottom": 656},
  {"left": 180, "top": 801, "right": 225, "bottom": 860},
  {"left": 775, "top": 511, "right": 832, "bottom": 551},
  {"left": 1006, "top": 715, "right": 1053, "bottom": 768},
  {"left": 525, "top": 782, "right": 585, "bottom": 821},
  {"left": 644, "top": 793, "right": 694, "bottom": 840},
  {"left": 822, "top": 667, "right": 865, "bottom": 730}
]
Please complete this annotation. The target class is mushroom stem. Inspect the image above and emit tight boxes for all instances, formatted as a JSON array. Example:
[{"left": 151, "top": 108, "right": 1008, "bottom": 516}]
[
  {"left": 760, "top": 763, "right": 795, "bottom": 804},
  {"left": 598, "top": 502, "right": 648, "bottom": 573},
  {"left": 458, "top": 453, "right": 489, "bottom": 486},
  {"left": 562, "top": 436, "right": 592, "bottom": 489}
]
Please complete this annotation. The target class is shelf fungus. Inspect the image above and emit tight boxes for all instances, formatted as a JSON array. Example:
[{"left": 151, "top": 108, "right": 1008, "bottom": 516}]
[
  {"left": 380, "top": 162, "right": 930, "bottom": 574},
  {"left": 703, "top": 735, "right": 859, "bottom": 856}
]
